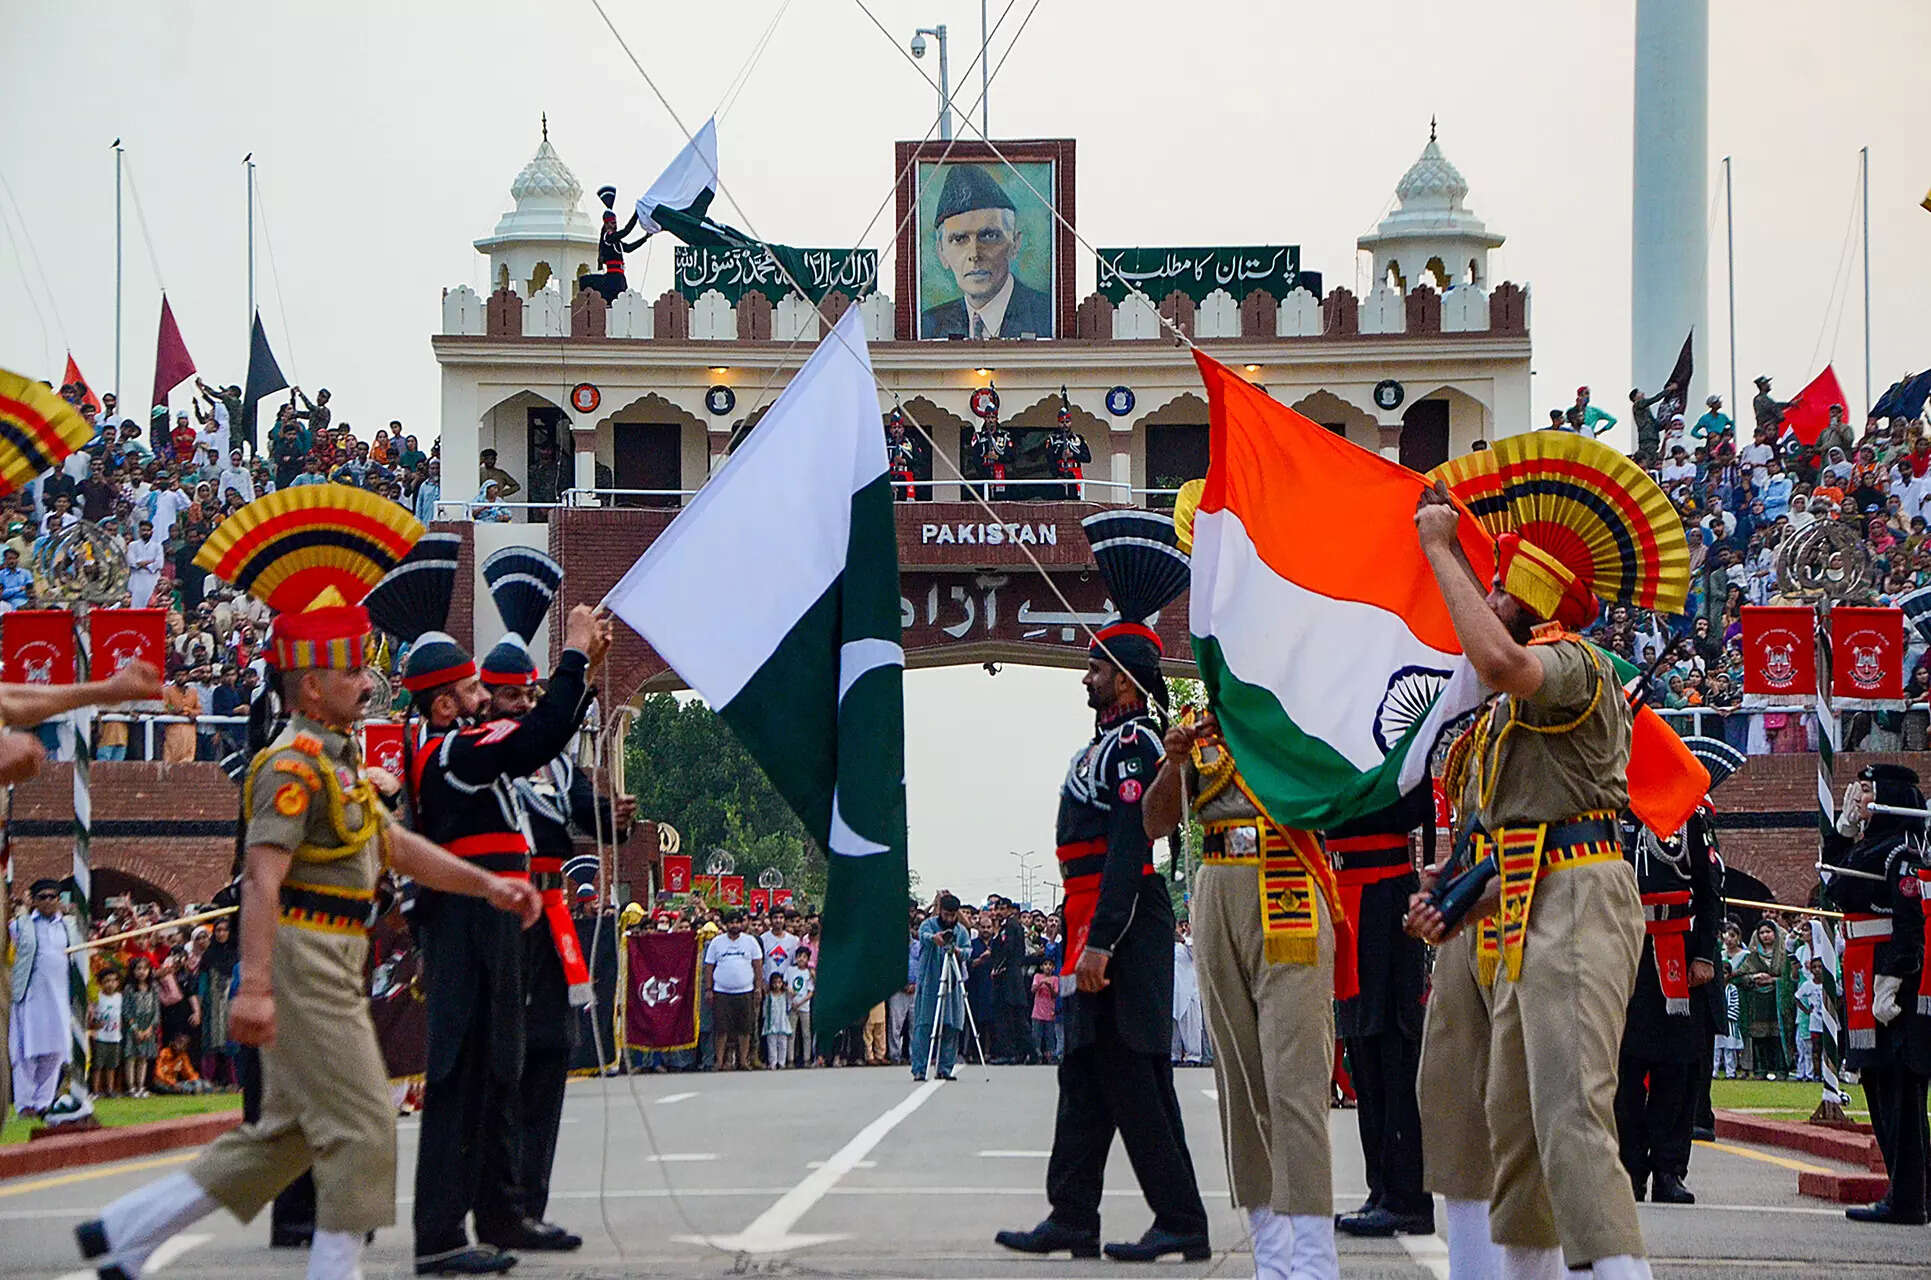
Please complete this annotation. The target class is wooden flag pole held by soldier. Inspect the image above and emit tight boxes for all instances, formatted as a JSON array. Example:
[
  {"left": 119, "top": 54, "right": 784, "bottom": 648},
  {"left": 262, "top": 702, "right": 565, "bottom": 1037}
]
[{"left": 67, "top": 905, "right": 239, "bottom": 955}]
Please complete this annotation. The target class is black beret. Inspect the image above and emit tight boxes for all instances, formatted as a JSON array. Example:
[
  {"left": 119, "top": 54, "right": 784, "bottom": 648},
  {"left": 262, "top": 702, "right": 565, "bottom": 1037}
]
[{"left": 933, "top": 164, "right": 1015, "bottom": 228}]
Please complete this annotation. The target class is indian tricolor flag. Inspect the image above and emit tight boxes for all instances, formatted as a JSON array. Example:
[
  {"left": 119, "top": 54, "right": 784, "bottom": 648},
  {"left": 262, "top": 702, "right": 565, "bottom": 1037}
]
[
  {"left": 1188, "top": 352, "right": 1490, "bottom": 828},
  {"left": 1189, "top": 351, "right": 1707, "bottom": 836},
  {"left": 604, "top": 307, "right": 908, "bottom": 1032}
]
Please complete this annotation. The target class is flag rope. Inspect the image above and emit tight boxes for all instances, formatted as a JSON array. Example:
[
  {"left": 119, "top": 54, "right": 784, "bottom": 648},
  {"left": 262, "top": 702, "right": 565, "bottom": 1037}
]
[
  {"left": 247, "top": 162, "right": 302, "bottom": 387},
  {"left": 119, "top": 155, "right": 168, "bottom": 294},
  {"left": 0, "top": 164, "right": 68, "bottom": 356}
]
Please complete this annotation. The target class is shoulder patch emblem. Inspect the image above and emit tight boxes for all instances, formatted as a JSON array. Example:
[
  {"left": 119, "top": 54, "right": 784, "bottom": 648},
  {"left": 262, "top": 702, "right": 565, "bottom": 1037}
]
[
  {"left": 272, "top": 758, "right": 322, "bottom": 788},
  {"left": 273, "top": 782, "right": 310, "bottom": 817},
  {"left": 290, "top": 733, "right": 324, "bottom": 757},
  {"left": 1900, "top": 875, "right": 1921, "bottom": 899},
  {"left": 465, "top": 720, "right": 518, "bottom": 745},
  {"left": 1118, "top": 778, "right": 1143, "bottom": 803}
]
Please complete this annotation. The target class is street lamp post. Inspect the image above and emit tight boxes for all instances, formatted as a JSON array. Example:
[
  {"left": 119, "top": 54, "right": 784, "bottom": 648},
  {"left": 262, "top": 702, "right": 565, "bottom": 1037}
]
[
  {"left": 910, "top": 25, "right": 951, "bottom": 140},
  {"left": 1009, "top": 849, "right": 1038, "bottom": 906}
]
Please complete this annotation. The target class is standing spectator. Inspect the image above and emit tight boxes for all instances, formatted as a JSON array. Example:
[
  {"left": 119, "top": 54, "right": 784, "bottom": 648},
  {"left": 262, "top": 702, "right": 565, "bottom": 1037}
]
[
  {"left": 1792, "top": 959, "right": 1825, "bottom": 1082},
  {"left": 10, "top": 880, "right": 83, "bottom": 1118},
  {"left": 397, "top": 433, "right": 427, "bottom": 472},
  {"left": 1030, "top": 959, "right": 1060, "bottom": 1065},
  {"left": 788, "top": 944, "right": 816, "bottom": 1067},
  {"left": 413, "top": 458, "right": 442, "bottom": 523},
  {"left": 123, "top": 954, "right": 159, "bottom": 1096},
  {"left": 0, "top": 546, "right": 34, "bottom": 612},
  {"left": 759, "top": 913, "right": 800, "bottom": 986},
  {"left": 216, "top": 449, "right": 254, "bottom": 503},
  {"left": 160, "top": 672, "right": 200, "bottom": 763},
  {"left": 887, "top": 925, "right": 918, "bottom": 1065},
  {"left": 124, "top": 520, "right": 164, "bottom": 609},
  {"left": 268, "top": 402, "right": 309, "bottom": 490},
  {"left": 478, "top": 448, "right": 522, "bottom": 498},
  {"left": 703, "top": 910, "right": 763, "bottom": 1072},
  {"left": 292, "top": 385, "right": 331, "bottom": 439},
  {"left": 1572, "top": 386, "right": 1617, "bottom": 436},
  {"left": 143, "top": 471, "right": 193, "bottom": 541},
  {"left": 1752, "top": 375, "right": 1791, "bottom": 436},
  {"left": 1694, "top": 395, "right": 1733, "bottom": 442},
  {"left": 1629, "top": 384, "right": 1673, "bottom": 461},
  {"left": 80, "top": 459, "right": 118, "bottom": 522},
  {"left": 761, "top": 973, "right": 793, "bottom": 1069},
  {"left": 911, "top": 896, "right": 970, "bottom": 1081},
  {"left": 88, "top": 967, "right": 125, "bottom": 1097},
  {"left": 1172, "top": 921, "right": 1204, "bottom": 1066}
]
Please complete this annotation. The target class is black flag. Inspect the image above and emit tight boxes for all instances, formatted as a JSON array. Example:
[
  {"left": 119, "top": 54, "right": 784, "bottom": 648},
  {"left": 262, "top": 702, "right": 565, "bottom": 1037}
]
[
  {"left": 1663, "top": 330, "right": 1694, "bottom": 406},
  {"left": 242, "top": 311, "right": 287, "bottom": 454}
]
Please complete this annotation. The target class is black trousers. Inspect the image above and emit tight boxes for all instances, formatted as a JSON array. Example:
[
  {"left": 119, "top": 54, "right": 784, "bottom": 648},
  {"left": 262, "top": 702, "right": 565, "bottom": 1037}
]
[
  {"left": 1693, "top": 1024, "right": 1716, "bottom": 1132},
  {"left": 1345, "top": 1031, "right": 1428, "bottom": 1215},
  {"left": 239, "top": 1045, "right": 316, "bottom": 1239},
  {"left": 1044, "top": 1023, "right": 1209, "bottom": 1238},
  {"left": 1614, "top": 1052, "right": 1696, "bottom": 1184},
  {"left": 414, "top": 1013, "right": 523, "bottom": 1255},
  {"left": 1863, "top": 1064, "right": 1931, "bottom": 1217},
  {"left": 518, "top": 1040, "right": 570, "bottom": 1223}
]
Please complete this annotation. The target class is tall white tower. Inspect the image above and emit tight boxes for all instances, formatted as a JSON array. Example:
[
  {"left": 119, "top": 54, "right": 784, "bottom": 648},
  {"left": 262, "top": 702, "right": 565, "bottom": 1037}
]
[{"left": 1631, "top": 0, "right": 1708, "bottom": 393}]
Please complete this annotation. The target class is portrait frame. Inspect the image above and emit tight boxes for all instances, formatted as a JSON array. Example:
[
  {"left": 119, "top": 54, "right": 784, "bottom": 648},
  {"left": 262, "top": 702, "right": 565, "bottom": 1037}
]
[{"left": 894, "top": 138, "right": 1076, "bottom": 343}]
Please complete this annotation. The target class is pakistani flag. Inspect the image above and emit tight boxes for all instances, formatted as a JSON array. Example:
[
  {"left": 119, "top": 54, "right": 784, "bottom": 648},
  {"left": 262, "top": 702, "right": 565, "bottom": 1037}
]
[
  {"left": 634, "top": 117, "right": 829, "bottom": 301},
  {"left": 603, "top": 306, "right": 907, "bottom": 1032}
]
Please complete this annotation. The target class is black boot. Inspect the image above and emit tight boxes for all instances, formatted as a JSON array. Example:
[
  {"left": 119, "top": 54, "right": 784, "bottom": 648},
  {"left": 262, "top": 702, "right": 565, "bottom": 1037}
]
[
  {"left": 1651, "top": 1175, "right": 1696, "bottom": 1205},
  {"left": 993, "top": 1219, "right": 1101, "bottom": 1258},
  {"left": 1102, "top": 1227, "right": 1212, "bottom": 1262},
  {"left": 1337, "top": 1204, "right": 1436, "bottom": 1236},
  {"left": 479, "top": 1219, "right": 582, "bottom": 1252},
  {"left": 414, "top": 1244, "right": 520, "bottom": 1274}
]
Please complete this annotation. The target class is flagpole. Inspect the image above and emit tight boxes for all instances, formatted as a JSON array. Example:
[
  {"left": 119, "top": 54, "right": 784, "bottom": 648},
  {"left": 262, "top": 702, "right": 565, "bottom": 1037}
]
[
  {"left": 113, "top": 139, "right": 123, "bottom": 403},
  {"left": 1860, "top": 145, "right": 1870, "bottom": 417},
  {"left": 1724, "top": 155, "right": 1737, "bottom": 425},
  {"left": 245, "top": 153, "right": 255, "bottom": 361}
]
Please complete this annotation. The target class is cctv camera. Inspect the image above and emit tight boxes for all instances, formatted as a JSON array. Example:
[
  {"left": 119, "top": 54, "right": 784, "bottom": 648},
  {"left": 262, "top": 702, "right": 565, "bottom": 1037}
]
[{"left": 910, "top": 33, "right": 927, "bottom": 57}]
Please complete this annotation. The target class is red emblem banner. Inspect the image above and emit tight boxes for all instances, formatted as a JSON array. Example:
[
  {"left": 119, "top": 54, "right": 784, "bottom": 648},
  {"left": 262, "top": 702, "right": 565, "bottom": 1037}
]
[
  {"left": 1830, "top": 606, "right": 1905, "bottom": 707},
  {"left": 624, "top": 931, "right": 700, "bottom": 1052},
  {"left": 719, "top": 875, "right": 745, "bottom": 906},
  {"left": 693, "top": 874, "right": 717, "bottom": 897},
  {"left": 361, "top": 722, "right": 407, "bottom": 778},
  {"left": 774, "top": 887, "right": 793, "bottom": 905},
  {"left": 662, "top": 855, "right": 692, "bottom": 894},
  {"left": 87, "top": 608, "right": 165, "bottom": 677},
  {"left": 748, "top": 888, "right": 771, "bottom": 912},
  {"left": 2, "top": 610, "right": 77, "bottom": 685},
  {"left": 1741, "top": 606, "right": 1816, "bottom": 703}
]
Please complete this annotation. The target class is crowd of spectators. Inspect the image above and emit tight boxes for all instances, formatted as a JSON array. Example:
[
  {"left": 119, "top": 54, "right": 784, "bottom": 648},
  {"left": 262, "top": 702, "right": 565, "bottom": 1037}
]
[
  {"left": 1549, "top": 373, "right": 1931, "bottom": 753},
  {"left": 1713, "top": 911, "right": 1836, "bottom": 1083}
]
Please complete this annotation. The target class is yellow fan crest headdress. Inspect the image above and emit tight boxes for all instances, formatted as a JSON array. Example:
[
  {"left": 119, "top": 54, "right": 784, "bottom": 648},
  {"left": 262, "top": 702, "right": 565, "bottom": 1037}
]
[
  {"left": 1427, "top": 432, "right": 1688, "bottom": 626},
  {"left": 0, "top": 368, "right": 98, "bottom": 496}
]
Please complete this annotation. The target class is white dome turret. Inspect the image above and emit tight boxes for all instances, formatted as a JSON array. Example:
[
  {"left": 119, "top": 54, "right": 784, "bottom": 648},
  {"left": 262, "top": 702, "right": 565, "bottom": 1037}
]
[
  {"left": 1358, "top": 121, "right": 1504, "bottom": 294},
  {"left": 474, "top": 115, "right": 601, "bottom": 297}
]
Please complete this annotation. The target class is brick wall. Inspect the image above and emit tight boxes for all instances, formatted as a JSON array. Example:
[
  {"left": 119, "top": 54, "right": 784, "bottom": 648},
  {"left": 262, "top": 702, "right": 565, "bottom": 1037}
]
[{"left": 10, "top": 762, "right": 239, "bottom": 907}]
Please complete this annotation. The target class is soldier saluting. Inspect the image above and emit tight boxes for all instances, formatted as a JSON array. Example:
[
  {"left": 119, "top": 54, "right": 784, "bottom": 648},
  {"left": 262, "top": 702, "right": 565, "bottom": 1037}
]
[{"left": 77, "top": 487, "right": 542, "bottom": 1280}]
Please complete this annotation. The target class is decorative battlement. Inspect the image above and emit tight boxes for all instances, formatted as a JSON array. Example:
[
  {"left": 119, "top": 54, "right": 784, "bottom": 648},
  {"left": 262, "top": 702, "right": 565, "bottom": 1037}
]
[{"left": 441, "top": 280, "right": 1529, "bottom": 343}]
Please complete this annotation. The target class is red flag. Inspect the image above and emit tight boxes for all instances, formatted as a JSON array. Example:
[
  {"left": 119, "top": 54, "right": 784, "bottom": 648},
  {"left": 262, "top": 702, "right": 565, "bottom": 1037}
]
[
  {"left": 360, "top": 722, "right": 407, "bottom": 778},
  {"left": 625, "top": 932, "right": 700, "bottom": 1051},
  {"left": 2, "top": 610, "right": 78, "bottom": 684},
  {"left": 152, "top": 294, "right": 196, "bottom": 408},
  {"left": 1781, "top": 364, "right": 1848, "bottom": 447},
  {"left": 662, "top": 854, "right": 692, "bottom": 894},
  {"left": 748, "top": 888, "right": 771, "bottom": 912},
  {"left": 61, "top": 354, "right": 100, "bottom": 417},
  {"left": 87, "top": 608, "right": 165, "bottom": 676}
]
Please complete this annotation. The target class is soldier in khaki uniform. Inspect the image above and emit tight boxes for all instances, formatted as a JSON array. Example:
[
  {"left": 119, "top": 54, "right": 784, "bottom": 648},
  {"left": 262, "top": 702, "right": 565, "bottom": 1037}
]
[
  {"left": 1143, "top": 710, "right": 1342, "bottom": 1280},
  {"left": 75, "top": 490, "right": 541, "bottom": 1280},
  {"left": 1407, "top": 433, "right": 1691, "bottom": 1280}
]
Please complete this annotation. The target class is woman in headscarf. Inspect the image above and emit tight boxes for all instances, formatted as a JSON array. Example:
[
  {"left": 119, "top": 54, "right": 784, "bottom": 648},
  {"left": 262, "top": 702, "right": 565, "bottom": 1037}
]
[
  {"left": 200, "top": 917, "right": 239, "bottom": 1086},
  {"left": 1733, "top": 919, "right": 1793, "bottom": 1077},
  {"left": 473, "top": 478, "right": 511, "bottom": 523},
  {"left": 1868, "top": 516, "right": 1898, "bottom": 557}
]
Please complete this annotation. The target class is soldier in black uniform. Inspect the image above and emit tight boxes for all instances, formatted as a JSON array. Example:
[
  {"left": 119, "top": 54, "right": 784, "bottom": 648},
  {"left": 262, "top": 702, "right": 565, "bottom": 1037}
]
[
  {"left": 1828, "top": 764, "right": 1931, "bottom": 1225},
  {"left": 1332, "top": 790, "right": 1433, "bottom": 1238},
  {"left": 886, "top": 411, "right": 919, "bottom": 502},
  {"left": 1046, "top": 394, "right": 1092, "bottom": 501},
  {"left": 390, "top": 599, "right": 610, "bottom": 1275},
  {"left": 1614, "top": 806, "right": 1721, "bottom": 1204},
  {"left": 970, "top": 417, "right": 1015, "bottom": 500},
  {"left": 476, "top": 548, "right": 636, "bottom": 1237},
  {"left": 997, "top": 508, "right": 1207, "bottom": 1263}
]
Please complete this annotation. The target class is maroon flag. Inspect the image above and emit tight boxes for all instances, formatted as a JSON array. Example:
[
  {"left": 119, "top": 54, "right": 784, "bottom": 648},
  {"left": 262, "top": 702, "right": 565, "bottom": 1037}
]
[
  {"left": 152, "top": 294, "right": 196, "bottom": 408},
  {"left": 625, "top": 931, "right": 700, "bottom": 1051}
]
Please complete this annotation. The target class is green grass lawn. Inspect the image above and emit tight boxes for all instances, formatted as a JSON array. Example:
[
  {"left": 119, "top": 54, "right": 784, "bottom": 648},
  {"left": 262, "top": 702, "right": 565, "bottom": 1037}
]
[
  {"left": 2, "top": 1092, "right": 242, "bottom": 1146},
  {"left": 1710, "top": 1077, "right": 1871, "bottom": 1120}
]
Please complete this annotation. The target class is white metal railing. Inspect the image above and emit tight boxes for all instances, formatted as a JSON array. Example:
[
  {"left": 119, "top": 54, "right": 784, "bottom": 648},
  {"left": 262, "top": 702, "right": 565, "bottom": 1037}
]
[{"left": 93, "top": 712, "right": 249, "bottom": 761}]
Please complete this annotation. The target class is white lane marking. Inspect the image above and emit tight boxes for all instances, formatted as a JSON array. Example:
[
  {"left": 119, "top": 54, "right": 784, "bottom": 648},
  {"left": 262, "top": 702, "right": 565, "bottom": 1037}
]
[
  {"left": 807, "top": 1160, "right": 875, "bottom": 1168},
  {"left": 54, "top": 1233, "right": 210, "bottom": 1280},
  {"left": 648, "top": 1152, "right": 718, "bottom": 1162},
  {"left": 1202, "top": 1088, "right": 1219, "bottom": 1101},
  {"left": 672, "top": 1079, "right": 942, "bottom": 1254},
  {"left": 1397, "top": 1232, "right": 1451, "bottom": 1280},
  {"left": 977, "top": 1149, "right": 1051, "bottom": 1158},
  {"left": 657, "top": 1091, "right": 699, "bottom": 1104}
]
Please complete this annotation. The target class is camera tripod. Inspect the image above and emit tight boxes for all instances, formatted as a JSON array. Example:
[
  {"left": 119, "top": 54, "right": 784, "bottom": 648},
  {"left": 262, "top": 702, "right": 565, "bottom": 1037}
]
[{"left": 923, "top": 944, "right": 991, "bottom": 1081}]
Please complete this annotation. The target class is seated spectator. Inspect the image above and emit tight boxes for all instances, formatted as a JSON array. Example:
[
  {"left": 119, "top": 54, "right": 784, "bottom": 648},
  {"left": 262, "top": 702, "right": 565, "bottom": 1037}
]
[
  {"left": 474, "top": 478, "right": 510, "bottom": 522},
  {"left": 151, "top": 1032, "right": 213, "bottom": 1094},
  {"left": 0, "top": 545, "right": 34, "bottom": 612}
]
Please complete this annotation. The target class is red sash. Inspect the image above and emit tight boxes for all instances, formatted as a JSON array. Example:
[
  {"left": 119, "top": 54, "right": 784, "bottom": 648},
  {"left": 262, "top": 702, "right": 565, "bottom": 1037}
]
[
  {"left": 530, "top": 854, "right": 594, "bottom": 1004},
  {"left": 989, "top": 462, "right": 1007, "bottom": 480},
  {"left": 1844, "top": 913, "right": 1892, "bottom": 1051},
  {"left": 1329, "top": 835, "right": 1410, "bottom": 1005},
  {"left": 1642, "top": 890, "right": 1693, "bottom": 1016},
  {"left": 1057, "top": 837, "right": 1154, "bottom": 973}
]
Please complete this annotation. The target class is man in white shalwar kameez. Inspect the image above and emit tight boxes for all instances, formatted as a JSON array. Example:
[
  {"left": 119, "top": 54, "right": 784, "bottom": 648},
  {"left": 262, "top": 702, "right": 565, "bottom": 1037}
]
[
  {"left": 9, "top": 880, "right": 82, "bottom": 1116},
  {"left": 1172, "top": 923, "right": 1204, "bottom": 1065}
]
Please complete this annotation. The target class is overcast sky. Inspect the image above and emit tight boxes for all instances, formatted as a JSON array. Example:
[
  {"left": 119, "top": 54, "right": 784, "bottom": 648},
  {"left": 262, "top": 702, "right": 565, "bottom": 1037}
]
[{"left": 5, "top": 1, "right": 1928, "bottom": 901}]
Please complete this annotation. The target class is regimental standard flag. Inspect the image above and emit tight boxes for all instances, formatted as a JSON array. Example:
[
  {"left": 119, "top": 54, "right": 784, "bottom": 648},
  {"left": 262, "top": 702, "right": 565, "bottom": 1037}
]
[
  {"left": 604, "top": 307, "right": 907, "bottom": 1033},
  {"left": 634, "top": 117, "right": 829, "bottom": 302},
  {"left": 242, "top": 311, "right": 288, "bottom": 453},
  {"left": 1781, "top": 364, "right": 1848, "bottom": 447},
  {"left": 1188, "top": 351, "right": 1709, "bottom": 835},
  {"left": 1188, "top": 351, "right": 1491, "bottom": 828},
  {"left": 625, "top": 931, "right": 701, "bottom": 1052},
  {"left": 151, "top": 294, "right": 195, "bottom": 408}
]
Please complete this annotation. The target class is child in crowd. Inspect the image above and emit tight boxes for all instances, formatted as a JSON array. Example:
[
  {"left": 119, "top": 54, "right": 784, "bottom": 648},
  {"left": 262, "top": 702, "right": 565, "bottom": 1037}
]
[
  {"left": 1030, "top": 959, "right": 1060, "bottom": 1065},
  {"left": 787, "top": 945, "right": 816, "bottom": 1068},
  {"left": 123, "top": 954, "right": 160, "bottom": 1097},
  {"left": 1716, "top": 960, "right": 1743, "bottom": 1079},
  {"left": 1793, "top": 957, "right": 1829, "bottom": 1082},
  {"left": 762, "top": 972, "right": 793, "bottom": 1070},
  {"left": 88, "top": 968, "right": 125, "bottom": 1097},
  {"left": 151, "top": 1032, "right": 212, "bottom": 1094}
]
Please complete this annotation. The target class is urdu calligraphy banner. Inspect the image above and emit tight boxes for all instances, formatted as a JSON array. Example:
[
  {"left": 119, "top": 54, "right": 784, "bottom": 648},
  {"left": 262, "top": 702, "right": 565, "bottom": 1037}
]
[
  {"left": 674, "top": 246, "right": 878, "bottom": 305},
  {"left": 1095, "top": 246, "right": 1319, "bottom": 306}
]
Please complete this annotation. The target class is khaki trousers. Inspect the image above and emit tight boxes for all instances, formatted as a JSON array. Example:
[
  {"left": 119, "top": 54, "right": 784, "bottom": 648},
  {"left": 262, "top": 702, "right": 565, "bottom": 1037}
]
[
  {"left": 190, "top": 928, "right": 396, "bottom": 1234},
  {"left": 1193, "top": 862, "right": 1334, "bottom": 1215},
  {"left": 1486, "top": 860, "right": 1645, "bottom": 1266},
  {"left": 1417, "top": 928, "right": 1505, "bottom": 1204}
]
